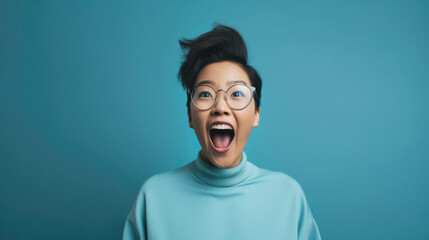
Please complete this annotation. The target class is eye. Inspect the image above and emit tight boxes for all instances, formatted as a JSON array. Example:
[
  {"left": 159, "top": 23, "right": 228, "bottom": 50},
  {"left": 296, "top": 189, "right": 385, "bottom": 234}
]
[
  {"left": 198, "top": 91, "right": 212, "bottom": 98},
  {"left": 231, "top": 91, "right": 245, "bottom": 97}
]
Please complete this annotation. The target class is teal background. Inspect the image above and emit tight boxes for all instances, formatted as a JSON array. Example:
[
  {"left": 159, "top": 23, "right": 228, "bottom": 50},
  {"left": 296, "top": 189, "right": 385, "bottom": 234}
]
[{"left": 1, "top": 0, "right": 428, "bottom": 239}]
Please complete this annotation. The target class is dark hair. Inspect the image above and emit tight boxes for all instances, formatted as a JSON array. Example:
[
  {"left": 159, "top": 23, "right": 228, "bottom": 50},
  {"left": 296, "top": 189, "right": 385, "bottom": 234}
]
[{"left": 178, "top": 24, "right": 262, "bottom": 110}]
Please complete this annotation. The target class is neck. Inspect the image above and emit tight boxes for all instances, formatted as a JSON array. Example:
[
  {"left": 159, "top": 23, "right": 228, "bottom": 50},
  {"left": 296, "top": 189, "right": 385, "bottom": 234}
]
[{"left": 190, "top": 151, "right": 253, "bottom": 187}]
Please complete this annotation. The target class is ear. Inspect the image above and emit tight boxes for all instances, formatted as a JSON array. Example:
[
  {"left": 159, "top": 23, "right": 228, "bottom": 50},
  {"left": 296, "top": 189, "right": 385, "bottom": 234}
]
[
  {"left": 188, "top": 107, "right": 194, "bottom": 129},
  {"left": 252, "top": 107, "right": 260, "bottom": 127}
]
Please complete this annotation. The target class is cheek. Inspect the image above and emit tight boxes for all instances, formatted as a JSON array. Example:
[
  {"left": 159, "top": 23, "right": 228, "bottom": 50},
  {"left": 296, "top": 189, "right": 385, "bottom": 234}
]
[
  {"left": 236, "top": 112, "right": 256, "bottom": 138},
  {"left": 191, "top": 111, "right": 207, "bottom": 134}
]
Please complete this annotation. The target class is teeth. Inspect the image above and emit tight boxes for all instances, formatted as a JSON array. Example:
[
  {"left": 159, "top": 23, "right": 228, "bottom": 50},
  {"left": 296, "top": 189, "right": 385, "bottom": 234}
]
[{"left": 211, "top": 124, "right": 232, "bottom": 130}]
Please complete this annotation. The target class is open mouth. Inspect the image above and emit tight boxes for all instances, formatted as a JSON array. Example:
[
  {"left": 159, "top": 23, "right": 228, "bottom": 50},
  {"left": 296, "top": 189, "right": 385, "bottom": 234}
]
[{"left": 209, "top": 123, "right": 235, "bottom": 153}]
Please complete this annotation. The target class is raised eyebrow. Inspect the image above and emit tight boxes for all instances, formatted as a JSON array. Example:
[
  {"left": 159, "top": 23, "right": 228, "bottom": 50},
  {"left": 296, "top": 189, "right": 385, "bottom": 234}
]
[
  {"left": 195, "top": 80, "right": 247, "bottom": 87},
  {"left": 227, "top": 80, "right": 247, "bottom": 85},
  {"left": 195, "top": 80, "right": 214, "bottom": 87}
]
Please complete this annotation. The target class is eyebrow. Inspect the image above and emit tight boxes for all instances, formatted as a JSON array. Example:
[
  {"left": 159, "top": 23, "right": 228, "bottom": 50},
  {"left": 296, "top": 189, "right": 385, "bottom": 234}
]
[{"left": 195, "top": 80, "right": 247, "bottom": 87}]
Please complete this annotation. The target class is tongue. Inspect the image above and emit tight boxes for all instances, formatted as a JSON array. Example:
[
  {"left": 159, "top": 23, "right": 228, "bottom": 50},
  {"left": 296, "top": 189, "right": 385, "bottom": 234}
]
[{"left": 212, "top": 133, "right": 231, "bottom": 148}]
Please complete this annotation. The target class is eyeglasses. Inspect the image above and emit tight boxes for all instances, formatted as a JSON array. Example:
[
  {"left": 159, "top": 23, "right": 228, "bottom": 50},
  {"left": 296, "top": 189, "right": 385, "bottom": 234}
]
[{"left": 188, "top": 84, "right": 256, "bottom": 110}]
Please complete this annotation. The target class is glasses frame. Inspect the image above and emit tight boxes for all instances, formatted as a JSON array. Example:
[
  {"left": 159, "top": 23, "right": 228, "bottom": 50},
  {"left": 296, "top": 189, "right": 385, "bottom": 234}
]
[{"left": 187, "top": 83, "right": 256, "bottom": 111}]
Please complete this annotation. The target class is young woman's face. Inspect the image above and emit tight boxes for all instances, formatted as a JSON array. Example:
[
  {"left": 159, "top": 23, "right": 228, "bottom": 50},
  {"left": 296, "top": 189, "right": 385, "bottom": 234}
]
[{"left": 188, "top": 61, "right": 260, "bottom": 168}]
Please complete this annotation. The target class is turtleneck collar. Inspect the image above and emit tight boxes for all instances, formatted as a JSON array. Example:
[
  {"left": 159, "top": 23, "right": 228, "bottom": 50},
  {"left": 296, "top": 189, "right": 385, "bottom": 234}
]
[{"left": 190, "top": 151, "right": 253, "bottom": 187}]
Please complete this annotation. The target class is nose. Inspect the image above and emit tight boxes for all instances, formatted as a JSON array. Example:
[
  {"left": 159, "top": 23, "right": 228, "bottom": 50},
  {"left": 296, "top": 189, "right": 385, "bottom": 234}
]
[{"left": 211, "top": 90, "right": 231, "bottom": 116}]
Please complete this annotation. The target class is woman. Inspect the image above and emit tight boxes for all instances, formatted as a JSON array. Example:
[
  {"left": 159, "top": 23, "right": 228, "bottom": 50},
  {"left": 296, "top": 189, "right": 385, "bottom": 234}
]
[{"left": 122, "top": 25, "right": 322, "bottom": 240}]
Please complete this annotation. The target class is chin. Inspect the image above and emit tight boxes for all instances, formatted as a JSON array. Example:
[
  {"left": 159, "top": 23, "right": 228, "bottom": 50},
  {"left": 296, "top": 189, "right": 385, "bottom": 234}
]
[{"left": 207, "top": 150, "right": 241, "bottom": 169}]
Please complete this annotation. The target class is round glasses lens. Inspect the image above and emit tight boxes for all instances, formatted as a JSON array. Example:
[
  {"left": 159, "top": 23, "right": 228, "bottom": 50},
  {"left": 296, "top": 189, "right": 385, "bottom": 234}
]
[
  {"left": 226, "top": 85, "right": 252, "bottom": 109},
  {"left": 192, "top": 86, "right": 216, "bottom": 110}
]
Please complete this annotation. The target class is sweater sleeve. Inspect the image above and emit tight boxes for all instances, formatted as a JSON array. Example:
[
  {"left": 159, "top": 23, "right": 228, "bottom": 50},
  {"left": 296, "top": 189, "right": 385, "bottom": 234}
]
[
  {"left": 297, "top": 188, "right": 322, "bottom": 240},
  {"left": 122, "top": 190, "right": 147, "bottom": 240}
]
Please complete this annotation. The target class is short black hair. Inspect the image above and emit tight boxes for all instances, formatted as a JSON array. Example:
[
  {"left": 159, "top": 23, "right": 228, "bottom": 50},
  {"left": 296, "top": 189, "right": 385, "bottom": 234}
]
[{"left": 178, "top": 24, "right": 262, "bottom": 110}]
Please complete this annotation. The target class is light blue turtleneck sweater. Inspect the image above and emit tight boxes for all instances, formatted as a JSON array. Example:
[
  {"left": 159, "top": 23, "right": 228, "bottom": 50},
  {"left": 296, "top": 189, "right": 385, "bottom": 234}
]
[{"left": 123, "top": 152, "right": 321, "bottom": 240}]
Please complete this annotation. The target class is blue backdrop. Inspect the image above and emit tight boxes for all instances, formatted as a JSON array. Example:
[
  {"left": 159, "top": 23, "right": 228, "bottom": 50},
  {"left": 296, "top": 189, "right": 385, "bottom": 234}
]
[{"left": 1, "top": 1, "right": 428, "bottom": 239}]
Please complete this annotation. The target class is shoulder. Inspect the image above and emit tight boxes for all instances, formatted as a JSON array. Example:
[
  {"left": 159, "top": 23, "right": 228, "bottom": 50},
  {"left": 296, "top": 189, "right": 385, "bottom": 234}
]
[
  {"left": 138, "top": 162, "right": 193, "bottom": 194},
  {"left": 252, "top": 164, "right": 305, "bottom": 195},
  {"left": 251, "top": 165, "right": 313, "bottom": 210}
]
